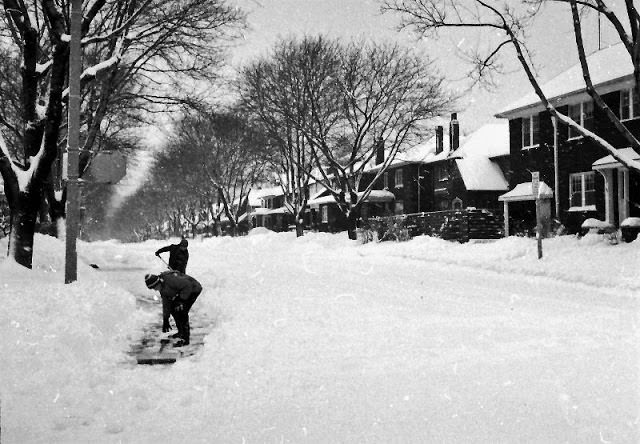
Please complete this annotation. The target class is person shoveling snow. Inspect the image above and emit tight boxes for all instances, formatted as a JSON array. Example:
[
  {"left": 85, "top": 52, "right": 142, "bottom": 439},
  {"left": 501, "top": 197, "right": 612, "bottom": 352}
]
[{"left": 144, "top": 271, "right": 202, "bottom": 347}]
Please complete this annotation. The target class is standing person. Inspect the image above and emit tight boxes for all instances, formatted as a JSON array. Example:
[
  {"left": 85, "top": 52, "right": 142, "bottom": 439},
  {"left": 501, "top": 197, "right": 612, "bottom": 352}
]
[
  {"left": 144, "top": 271, "right": 203, "bottom": 347},
  {"left": 155, "top": 238, "right": 189, "bottom": 273}
]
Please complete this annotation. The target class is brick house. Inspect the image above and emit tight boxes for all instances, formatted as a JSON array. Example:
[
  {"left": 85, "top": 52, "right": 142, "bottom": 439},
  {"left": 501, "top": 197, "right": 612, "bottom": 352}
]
[
  {"left": 362, "top": 114, "right": 509, "bottom": 216},
  {"left": 305, "top": 114, "right": 510, "bottom": 233},
  {"left": 495, "top": 43, "right": 640, "bottom": 235}
]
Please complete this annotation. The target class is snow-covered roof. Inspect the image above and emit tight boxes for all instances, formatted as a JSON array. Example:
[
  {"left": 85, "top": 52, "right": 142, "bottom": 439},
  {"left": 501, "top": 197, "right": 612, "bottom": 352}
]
[
  {"left": 498, "top": 181, "right": 554, "bottom": 202},
  {"left": 457, "top": 121, "right": 510, "bottom": 158},
  {"left": 455, "top": 156, "right": 509, "bottom": 191},
  {"left": 253, "top": 185, "right": 283, "bottom": 199},
  {"left": 497, "top": 43, "right": 633, "bottom": 118},
  {"left": 621, "top": 217, "right": 640, "bottom": 227},
  {"left": 307, "top": 189, "right": 395, "bottom": 206},
  {"left": 366, "top": 133, "right": 466, "bottom": 173},
  {"left": 592, "top": 148, "right": 640, "bottom": 170}
]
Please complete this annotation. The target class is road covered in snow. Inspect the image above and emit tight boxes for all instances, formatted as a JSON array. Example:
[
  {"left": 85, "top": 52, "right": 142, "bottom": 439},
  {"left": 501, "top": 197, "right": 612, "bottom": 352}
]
[{"left": 1, "top": 230, "right": 638, "bottom": 443}]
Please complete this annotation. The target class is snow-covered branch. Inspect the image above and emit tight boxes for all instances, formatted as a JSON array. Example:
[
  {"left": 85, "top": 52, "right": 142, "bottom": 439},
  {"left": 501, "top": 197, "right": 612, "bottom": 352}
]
[{"left": 62, "top": 39, "right": 124, "bottom": 99}]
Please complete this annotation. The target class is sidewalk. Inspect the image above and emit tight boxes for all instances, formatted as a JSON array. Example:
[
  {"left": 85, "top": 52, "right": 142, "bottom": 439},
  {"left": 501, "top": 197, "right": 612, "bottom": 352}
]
[{"left": 129, "top": 301, "right": 213, "bottom": 365}]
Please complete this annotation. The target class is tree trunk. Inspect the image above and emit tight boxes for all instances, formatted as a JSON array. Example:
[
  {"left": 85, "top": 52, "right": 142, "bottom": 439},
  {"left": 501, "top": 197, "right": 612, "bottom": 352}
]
[
  {"left": 346, "top": 212, "right": 358, "bottom": 240},
  {"left": 8, "top": 191, "right": 41, "bottom": 268},
  {"left": 295, "top": 222, "right": 304, "bottom": 237},
  {"left": 45, "top": 182, "right": 66, "bottom": 237}
]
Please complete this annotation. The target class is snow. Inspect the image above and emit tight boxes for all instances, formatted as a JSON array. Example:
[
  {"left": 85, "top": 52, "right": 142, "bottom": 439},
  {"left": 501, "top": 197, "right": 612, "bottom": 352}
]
[
  {"left": 497, "top": 43, "right": 633, "bottom": 117},
  {"left": 1, "top": 231, "right": 639, "bottom": 442},
  {"left": 499, "top": 181, "right": 554, "bottom": 201},
  {"left": 593, "top": 147, "right": 640, "bottom": 169},
  {"left": 621, "top": 217, "right": 640, "bottom": 228},
  {"left": 455, "top": 155, "right": 508, "bottom": 191},
  {"left": 582, "top": 218, "right": 613, "bottom": 230},
  {"left": 456, "top": 121, "right": 510, "bottom": 159}
]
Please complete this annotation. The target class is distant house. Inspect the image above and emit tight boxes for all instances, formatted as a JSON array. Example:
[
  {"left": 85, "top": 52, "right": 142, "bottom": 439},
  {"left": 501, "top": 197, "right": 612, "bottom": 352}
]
[
  {"left": 306, "top": 114, "right": 510, "bottom": 233},
  {"left": 364, "top": 114, "right": 509, "bottom": 215},
  {"left": 246, "top": 185, "right": 292, "bottom": 232},
  {"left": 495, "top": 43, "right": 640, "bottom": 234}
]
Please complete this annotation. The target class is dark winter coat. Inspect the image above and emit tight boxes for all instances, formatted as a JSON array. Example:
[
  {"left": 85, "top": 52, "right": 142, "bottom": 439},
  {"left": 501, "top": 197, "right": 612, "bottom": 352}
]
[
  {"left": 155, "top": 243, "right": 189, "bottom": 273},
  {"left": 158, "top": 270, "right": 202, "bottom": 323}
]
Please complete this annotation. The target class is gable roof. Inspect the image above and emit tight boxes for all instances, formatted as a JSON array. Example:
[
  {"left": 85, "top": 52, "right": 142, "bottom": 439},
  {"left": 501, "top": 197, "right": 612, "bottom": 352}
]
[{"left": 496, "top": 43, "right": 633, "bottom": 118}]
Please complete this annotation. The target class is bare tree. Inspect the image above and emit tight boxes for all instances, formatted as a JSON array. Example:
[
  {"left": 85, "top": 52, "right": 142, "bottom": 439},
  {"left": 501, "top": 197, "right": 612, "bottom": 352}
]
[
  {"left": 307, "top": 39, "right": 452, "bottom": 239},
  {"left": 0, "top": 0, "right": 244, "bottom": 267},
  {"left": 239, "top": 36, "right": 452, "bottom": 240},
  {"left": 239, "top": 38, "right": 333, "bottom": 237},
  {"left": 135, "top": 109, "right": 269, "bottom": 238},
  {"left": 381, "top": 0, "right": 640, "bottom": 173}
]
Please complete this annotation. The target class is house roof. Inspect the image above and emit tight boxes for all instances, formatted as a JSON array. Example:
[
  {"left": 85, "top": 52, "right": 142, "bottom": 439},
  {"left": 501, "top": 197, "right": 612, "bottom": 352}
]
[
  {"left": 455, "top": 156, "right": 509, "bottom": 191},
  {"left": 498, "top": 181, "right": 554, "bottom": 202},
  {"left": 457, "top": 121, "right": 509, "bottom": 158},
  {"left": 592, "top": 147, "right": 640, "bottom": 170},
  {"left": 496, "top": 43, "right": 633, "bottom": 118},
  {"left": 307, "top": 189, "right": 395, "bottom": 206}
]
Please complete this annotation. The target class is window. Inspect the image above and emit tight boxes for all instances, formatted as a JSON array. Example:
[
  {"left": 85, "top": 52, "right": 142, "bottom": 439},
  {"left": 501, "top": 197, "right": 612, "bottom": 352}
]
[
  {"left": 522, "top": 114, "right": 540, "bottom": 148},
  {"left": 321, "top": 205, "right": 328, "bottom": 223},
  {"left": 394, "top": 169, "right": 403, "bottom": 188},
  {"left": 383, "top": 172, "right": 389, "bottom": 189},
  {"left": 620, "top": 88, "right": 640, "bottom": 121},
  {"left": 567, "top": 101, "right": 594, "bottom": 139},
  {"left": 394, "top": 201, "right": 404, "bottom": 215},
  {"left": 569, "top": 172, "right": 596, "bottom": 209},
  {"left": 435, "top": 165, "right": 448, "bottom": 182}
]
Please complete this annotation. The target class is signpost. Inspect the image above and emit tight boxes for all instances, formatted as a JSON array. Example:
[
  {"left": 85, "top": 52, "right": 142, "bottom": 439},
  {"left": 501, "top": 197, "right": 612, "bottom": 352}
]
[{"left": 532, "top": 171, "right": 543, "bottom": 259}]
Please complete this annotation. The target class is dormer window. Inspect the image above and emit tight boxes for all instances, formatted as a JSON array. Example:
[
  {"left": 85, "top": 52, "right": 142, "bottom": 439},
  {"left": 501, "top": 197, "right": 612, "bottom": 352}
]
[
  {"left": 522, "top": 114, "right": 540, "bottom": 149},
  {"left": 567, "top": 101, "right": 594, "bottom": 139},
  {"left": 620, "top": 88, "right": 640, "bottom": 121}
]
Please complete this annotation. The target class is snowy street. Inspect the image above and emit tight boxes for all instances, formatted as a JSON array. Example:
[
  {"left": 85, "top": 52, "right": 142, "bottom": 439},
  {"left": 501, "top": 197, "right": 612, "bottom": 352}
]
[{"left": 1, "top": 231, "right": 639, "bottom": 443}]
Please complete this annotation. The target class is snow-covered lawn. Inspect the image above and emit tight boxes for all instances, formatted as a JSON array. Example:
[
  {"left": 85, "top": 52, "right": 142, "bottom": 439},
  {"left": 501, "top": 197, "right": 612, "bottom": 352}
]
[{"left": 1, "top": 231, "right": 638, "bottom": 443}]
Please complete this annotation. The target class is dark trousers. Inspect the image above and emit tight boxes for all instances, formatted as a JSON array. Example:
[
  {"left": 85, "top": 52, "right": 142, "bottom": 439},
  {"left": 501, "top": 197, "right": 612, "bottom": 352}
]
[{"left": 170, "top": 290, "right": 201, "bottom": 342}]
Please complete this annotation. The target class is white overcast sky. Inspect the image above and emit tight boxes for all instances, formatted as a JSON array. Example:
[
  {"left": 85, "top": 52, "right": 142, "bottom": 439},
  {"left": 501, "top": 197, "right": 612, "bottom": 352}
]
[{"left": 228, "top": 0, "right": 621, "bottom": 133}]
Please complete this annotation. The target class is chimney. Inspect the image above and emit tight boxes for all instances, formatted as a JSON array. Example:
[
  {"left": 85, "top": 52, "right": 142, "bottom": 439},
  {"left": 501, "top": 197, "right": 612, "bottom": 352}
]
[
  {"left": 435, "top": 126, "right": 444, "bottom": 154},
  {"left": 375, "top": 137, "right": 385, "bottom": 165},
  {"left": 449, "top": 113, "right": 459, "bottom": 151}
]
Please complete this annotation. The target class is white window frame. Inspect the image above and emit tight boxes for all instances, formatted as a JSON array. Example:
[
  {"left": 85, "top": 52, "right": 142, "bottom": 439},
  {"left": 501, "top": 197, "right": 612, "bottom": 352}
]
[
  {"left": 620, "top": 88, "right": 640, "bottom": 121},
  {"left": 522, "top": 114, "right": 540, "bottom": 149},
  {"left": 394, "top": 169, "right": 403, "bottom": 188},
  {"left": 321, "top": 205, "right": 328, "bottom": 223},
  {"left": 567, "top": 101, "right": 594, "bottom": 140},
  {"left": 569, "top": 171, "right": 596, "bottom": 210}
]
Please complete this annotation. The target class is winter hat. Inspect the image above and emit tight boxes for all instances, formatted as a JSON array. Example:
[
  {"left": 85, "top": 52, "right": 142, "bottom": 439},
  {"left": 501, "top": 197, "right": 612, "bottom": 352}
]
[
  {"left": 179, "top": 238, "right": 188, "bottom": 247},
  {"left": 145, "top": 273, "right": 161, "bottom": 289}
]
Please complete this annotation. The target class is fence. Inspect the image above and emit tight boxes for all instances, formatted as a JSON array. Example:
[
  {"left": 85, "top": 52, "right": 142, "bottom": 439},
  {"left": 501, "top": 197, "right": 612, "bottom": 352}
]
[{"left": 362, "top": 208, "right": 504, "bottom": 243}]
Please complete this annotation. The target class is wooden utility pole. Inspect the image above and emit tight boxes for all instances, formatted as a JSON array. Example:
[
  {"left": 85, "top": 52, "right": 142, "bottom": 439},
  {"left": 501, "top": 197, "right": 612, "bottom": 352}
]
[{"left": 65, "top": 0, "right": 82, "bottom": 284}]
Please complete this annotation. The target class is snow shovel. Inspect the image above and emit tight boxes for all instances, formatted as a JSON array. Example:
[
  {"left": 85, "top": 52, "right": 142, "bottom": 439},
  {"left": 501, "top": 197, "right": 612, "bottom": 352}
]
[{"left": 156, "top": 255, "right": 173, "bottom": 271}]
